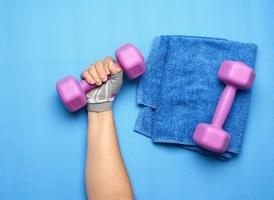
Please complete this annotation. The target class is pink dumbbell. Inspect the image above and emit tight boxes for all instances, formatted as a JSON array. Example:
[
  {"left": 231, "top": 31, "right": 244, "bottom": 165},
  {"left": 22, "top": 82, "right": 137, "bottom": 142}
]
[
  {"left": 56, "top": 44, "right": 145, "bottom": 112},
  {"left": 193, "top": 61, "right": 255, "bottom": 153}
]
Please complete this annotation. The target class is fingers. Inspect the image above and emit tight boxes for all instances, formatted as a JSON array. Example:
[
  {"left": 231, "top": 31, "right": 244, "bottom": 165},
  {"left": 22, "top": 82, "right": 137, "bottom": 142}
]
[
  {"left": 83, "top": 57, "right": 122, "bottom": 86},
  {"left": 95, "top": 61, "right": 108, "bottom": 83},
  {"left": 109, "top": 63, "right": 122, "bottom": 74},
  {"left": 88, "top": 64, "right": 102, "bottom": 85},
  {"left": 103, "top": 56, "right": 112, "bottom": 75},
  {"left": 104, "top": 57, "right": 122, "bottom": 74},
  {"left": 81, "top": 70, "right": 94, "bottom": 84}
]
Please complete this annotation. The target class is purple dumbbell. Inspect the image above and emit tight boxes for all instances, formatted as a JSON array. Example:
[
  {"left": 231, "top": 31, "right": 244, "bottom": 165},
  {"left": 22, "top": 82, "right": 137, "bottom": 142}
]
[
  {"left": 193, "top": 61, "right": 255, "bottom": 153},
  {"left": 56, "top": 44, "right": 145, "bottom": 112}
]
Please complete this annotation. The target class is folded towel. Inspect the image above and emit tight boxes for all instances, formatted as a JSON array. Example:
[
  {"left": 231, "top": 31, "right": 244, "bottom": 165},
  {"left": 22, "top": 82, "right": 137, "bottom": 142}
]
[{"left": 134, "top": 36, "right": 257, "bottom": 160}]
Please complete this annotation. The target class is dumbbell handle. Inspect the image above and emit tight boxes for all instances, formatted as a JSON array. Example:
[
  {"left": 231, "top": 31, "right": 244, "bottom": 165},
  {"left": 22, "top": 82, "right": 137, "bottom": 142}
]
[
  {"left": 211, "top": 85, "right": 237, "bottom": 127},
  {"left": 79, "top": 80, "right": 97, "bottom": 93}
]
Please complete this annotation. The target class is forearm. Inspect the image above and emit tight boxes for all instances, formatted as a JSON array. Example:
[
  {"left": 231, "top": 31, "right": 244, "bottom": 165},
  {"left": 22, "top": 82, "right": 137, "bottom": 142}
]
[{"left": 85, "top": 111, "right": 134, "bottom": 200}]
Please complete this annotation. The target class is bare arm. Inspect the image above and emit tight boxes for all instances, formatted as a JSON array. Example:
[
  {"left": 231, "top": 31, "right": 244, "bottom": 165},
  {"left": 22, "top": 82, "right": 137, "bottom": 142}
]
[
  {"left": 83, "top": 57, "right": 134, "bottom": 200},
  {"left": 86, "top": 111, "right": 134, "bottom": 200}
]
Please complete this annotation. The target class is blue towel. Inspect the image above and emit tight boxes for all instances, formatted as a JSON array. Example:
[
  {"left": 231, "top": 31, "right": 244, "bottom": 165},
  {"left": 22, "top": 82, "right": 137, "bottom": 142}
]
[{"left": 134, "top": 36, "right": 257, "bottom": 160}]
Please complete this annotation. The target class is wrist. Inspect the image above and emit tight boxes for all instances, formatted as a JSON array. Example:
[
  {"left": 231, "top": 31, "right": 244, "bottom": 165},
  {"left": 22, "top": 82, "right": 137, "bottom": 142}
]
[
  {"left": 87, "top": 110, "right": 114, "bottom": 139},
  {"left": 88, "top": 109, "right": 113, "bottom": 117},
  {"left": 88, "top": 110, "right": 113, "bottom": 130},
  {"left": 87, "top": 102, "right": 113, "bottom": 112}
]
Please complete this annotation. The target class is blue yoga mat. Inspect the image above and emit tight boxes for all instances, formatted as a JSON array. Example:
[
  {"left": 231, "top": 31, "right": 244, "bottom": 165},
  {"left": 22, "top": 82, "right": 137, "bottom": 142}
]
[{"left": 0, "top": 0, "right": 273, "bottom": 200}]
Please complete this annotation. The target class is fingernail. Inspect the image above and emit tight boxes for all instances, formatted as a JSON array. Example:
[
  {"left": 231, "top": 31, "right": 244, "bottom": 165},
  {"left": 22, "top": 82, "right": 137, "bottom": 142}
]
[
  {"left": 102, "top": 76, "right": 107, "bottom": 82},
  {"left": 96, "top": 79, "right": 102, "bottom": 85},
  {"left": 90, "top": 79, "right": 94, "bottom": 84}
]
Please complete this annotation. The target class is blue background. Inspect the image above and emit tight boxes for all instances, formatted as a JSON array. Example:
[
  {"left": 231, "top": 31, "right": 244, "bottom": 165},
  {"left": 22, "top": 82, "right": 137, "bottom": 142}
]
[{"left": 0, "top": 0, "right": 273, "bottom": 199}]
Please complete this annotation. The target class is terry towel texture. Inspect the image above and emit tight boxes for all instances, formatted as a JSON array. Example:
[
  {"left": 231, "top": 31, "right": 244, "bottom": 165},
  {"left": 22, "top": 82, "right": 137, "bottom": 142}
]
[{"left": 134, "top": 35, "right": 257, "bottom": 160}]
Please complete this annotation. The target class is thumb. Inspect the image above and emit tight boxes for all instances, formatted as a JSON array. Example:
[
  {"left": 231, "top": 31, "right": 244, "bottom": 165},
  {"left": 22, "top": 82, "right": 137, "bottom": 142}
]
[
  {"left": 109, "top": 63, "right": 122, "bottom": 74},
  {"left": 114, "top": 63, "right": 122, "bottom": 72}
]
